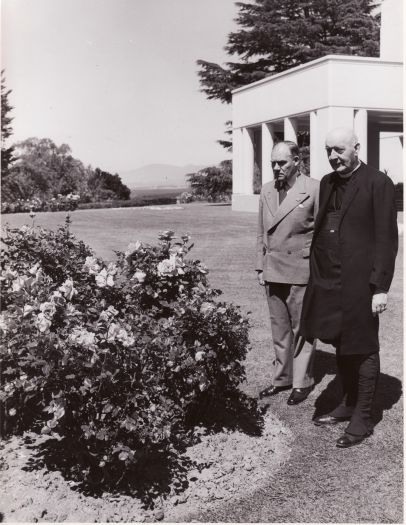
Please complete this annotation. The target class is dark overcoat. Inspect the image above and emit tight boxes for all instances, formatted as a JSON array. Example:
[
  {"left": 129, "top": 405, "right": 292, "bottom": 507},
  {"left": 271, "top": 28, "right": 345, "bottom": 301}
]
[{"left": 300, "top": 162, "right": 398, "bottom": 354}]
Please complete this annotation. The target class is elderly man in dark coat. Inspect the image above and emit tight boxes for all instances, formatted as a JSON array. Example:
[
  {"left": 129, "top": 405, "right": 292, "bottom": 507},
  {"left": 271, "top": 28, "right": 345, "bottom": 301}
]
[{"left": 300, "top": 127, "right": 398, "bottom": 448}]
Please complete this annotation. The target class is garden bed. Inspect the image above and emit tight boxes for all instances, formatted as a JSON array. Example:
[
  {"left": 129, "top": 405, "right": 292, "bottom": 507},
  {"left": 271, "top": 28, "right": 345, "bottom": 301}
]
[{"left": 0, "top": 412, "right": 291, "bottom": 522}]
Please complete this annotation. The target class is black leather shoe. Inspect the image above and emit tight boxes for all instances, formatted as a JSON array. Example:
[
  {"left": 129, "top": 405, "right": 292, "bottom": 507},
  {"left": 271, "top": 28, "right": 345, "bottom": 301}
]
[
  {"left": 336, "top": 431, "right": 372, "bottom": 448},
  {"left": 259, "top": 384, "right": 292, "bottom": 399},
  {"left": 287, "top": 386, "right": 313, "bottom": 405},
  {"left": 314, "top": 415, "right": 352, "bottom": 426}
]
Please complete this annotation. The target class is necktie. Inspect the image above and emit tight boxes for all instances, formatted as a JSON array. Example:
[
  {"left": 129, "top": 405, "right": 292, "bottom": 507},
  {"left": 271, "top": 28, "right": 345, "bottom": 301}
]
[{"left": 278, "top": 187, "right": 287, "bottom": 205}]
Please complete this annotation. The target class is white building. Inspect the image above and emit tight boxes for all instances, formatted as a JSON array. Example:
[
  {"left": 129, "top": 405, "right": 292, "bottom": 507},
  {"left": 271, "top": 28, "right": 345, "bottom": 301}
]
[{"left": 231, "top": 0, "right": 403, "bottom": 212}]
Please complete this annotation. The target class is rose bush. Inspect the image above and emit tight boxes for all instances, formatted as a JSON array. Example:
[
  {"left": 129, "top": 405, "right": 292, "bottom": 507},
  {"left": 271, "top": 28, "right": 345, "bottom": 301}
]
[{"left": 0, "top": 220, "right": 251, "bottom": 488}]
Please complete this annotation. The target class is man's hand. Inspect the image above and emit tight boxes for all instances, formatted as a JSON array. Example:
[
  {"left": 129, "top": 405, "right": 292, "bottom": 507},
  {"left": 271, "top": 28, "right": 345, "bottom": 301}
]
[
  {"left": 372, "top": 293, "right": 388, "bottom": 316},
  {"left": 257, "top": 271, "right": 265, "bottom": 286}
]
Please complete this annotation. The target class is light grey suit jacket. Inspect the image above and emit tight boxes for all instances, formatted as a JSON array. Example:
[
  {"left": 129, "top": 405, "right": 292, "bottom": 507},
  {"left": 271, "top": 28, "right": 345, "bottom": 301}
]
[{"left": 256, "top": 174, "right": 319, "bottom": 285}]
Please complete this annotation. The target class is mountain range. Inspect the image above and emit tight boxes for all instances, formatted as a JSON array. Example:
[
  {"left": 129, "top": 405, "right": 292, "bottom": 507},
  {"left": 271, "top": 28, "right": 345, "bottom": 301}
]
[{"left": 119, "top": 163, "right": 206, "bottom": 189}]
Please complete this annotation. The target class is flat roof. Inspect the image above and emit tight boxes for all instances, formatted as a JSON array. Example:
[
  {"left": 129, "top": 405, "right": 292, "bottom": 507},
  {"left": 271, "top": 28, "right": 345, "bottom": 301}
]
[{"left": 231, "top": 54, "right": 403, "bottom": 95}]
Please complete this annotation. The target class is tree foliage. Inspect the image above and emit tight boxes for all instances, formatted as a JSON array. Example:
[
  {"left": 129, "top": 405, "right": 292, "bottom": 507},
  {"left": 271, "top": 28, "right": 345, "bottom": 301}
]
[
  {"left": 88, "top": 168, "right": 131, "bottom": 201},
  {"left": 187, "top": 160, "right": 232, "bottom": 202},
  {"left": 197, "top": 0, "right": 380, "bottom": 104},
  {"left": 1, "top": 137, "right": 130, "bottom": 205},
  {"left": 1, "top": 70, "right": 15, "bottom": 176}
]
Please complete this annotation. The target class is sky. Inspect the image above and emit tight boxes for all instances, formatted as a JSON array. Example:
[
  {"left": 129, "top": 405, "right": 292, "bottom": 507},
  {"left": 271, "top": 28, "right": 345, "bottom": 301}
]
[{"left": 1, "top": 0, "right": 238, "bottom": 174}]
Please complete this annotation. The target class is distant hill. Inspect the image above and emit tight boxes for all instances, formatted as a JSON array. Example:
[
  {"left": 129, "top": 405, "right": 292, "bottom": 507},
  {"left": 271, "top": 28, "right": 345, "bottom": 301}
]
[{"left": 119, "top": 163, "right": 206, "bottom": 189}]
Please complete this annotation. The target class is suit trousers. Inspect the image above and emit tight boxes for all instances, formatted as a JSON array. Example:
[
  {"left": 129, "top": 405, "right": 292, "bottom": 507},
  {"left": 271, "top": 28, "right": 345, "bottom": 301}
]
[
  {"left": 328, "top": 351, "right": 380, "bottom": 436},
  {"left": 265, "top": 283, "right": 315, "bottom": 388}
]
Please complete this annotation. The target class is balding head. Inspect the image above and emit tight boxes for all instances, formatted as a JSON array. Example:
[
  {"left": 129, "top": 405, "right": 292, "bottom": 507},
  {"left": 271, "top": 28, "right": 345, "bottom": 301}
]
[{"left": 325, "top": 127, "right": 360, "bottom": 175}]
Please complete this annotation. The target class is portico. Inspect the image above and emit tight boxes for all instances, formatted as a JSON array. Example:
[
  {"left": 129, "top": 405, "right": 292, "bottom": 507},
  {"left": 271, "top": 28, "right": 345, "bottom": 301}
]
[{"left": 231, "top": 0, "right": 403, "bottom": 211}]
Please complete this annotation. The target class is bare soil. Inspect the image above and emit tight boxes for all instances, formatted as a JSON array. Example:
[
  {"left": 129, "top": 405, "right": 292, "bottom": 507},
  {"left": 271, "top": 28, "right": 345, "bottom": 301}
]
[{"left": 0, "top": 412, "right": 291, "bottom": 522}]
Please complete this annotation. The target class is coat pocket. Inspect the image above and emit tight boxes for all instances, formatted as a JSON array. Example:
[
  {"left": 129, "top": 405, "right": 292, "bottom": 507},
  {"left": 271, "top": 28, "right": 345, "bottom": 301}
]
[{"left": 302, "top": 246, "right": 310, "bottom": 258}]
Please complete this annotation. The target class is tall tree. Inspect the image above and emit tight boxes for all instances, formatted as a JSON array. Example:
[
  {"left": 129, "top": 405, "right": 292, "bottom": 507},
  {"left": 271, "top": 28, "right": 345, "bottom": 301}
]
[
  {"left": 87, "top": 168, "right": 131, "bottom": 201},
  {"left": 4, "top": 138, "right": 89, "bottom": 200},
  {"left": 1, "top": 70, "right": 15, "bottom": 176},
  {"left": 198, "top": 0, "right": 380, "bottom": 105},
  {"left": 187, "top": 160, "right": 232, "bottom": 201},
  {"left": 2, "top": 137, "right": 131, "bottom": 204}
]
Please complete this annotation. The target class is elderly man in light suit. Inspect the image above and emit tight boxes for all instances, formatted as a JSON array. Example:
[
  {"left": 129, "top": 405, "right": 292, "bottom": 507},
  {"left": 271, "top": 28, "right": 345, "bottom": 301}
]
[{"left": 256, "top": 141, "right": 319, "bottom": 405}]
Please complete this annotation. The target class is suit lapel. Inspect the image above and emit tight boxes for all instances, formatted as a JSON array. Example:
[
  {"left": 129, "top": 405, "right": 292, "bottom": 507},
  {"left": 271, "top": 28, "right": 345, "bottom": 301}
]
[
  {"left": 269, "top": 174, "right": 309, "bottom": 229},
  {"left": 263, "top": 185, "right": 278, "bottom": 216}
]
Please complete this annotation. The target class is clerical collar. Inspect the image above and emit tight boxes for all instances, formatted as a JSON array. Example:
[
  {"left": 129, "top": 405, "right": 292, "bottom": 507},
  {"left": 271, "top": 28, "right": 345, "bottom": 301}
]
[{"left": 336, "top": 161, "right": 361, "bottom": 180}]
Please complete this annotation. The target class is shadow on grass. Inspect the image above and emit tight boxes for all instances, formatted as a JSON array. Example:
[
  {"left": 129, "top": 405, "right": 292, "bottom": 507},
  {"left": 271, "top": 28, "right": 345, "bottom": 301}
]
[
  {"left": 186, "top": 390, "right": 265, "bottom": 437},
  {"left": 19, "top": 391, "right": 263, "bottom": 507},
  {"left": 311, "top": 349, "right": 402, "bottom": 425}
]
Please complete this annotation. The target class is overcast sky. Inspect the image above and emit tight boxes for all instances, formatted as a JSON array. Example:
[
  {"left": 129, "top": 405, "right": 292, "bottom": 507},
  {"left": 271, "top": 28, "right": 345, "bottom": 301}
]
[{"left": 2, "top": 0, "right": 238, "bottom": 173}]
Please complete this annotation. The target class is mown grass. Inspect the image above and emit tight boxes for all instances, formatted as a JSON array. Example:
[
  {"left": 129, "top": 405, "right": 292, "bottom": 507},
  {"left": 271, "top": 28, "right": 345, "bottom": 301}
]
[{"left": 3, "top": 203, "right": 403, "bottom": 523}]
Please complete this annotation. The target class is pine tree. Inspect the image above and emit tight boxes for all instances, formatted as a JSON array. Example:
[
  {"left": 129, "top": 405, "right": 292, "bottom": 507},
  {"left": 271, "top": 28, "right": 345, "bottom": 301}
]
[
  {"left": 198, "top": 0, "right": 380, "bottom": 104},
  {"left": 1, "top": 70, "right": 15, "bottom": 176}
]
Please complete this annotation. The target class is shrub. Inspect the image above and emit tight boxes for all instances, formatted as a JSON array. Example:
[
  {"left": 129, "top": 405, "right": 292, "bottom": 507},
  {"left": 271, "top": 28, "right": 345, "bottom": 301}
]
[
  {"left": 187, "top": 160, "right": 232, "bottom": 202},
  {"left": 1, "top": 194, "right": 80, "bottom": 214},
  {"left": 178, "top": 191, "right": 195, "bottom": 204},
  {"left": 0, "top": 220, "right": 251, "bottom": 489}
]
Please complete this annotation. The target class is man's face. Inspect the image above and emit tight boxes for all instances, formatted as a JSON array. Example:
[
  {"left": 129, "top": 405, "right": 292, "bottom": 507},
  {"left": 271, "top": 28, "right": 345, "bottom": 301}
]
[
  {"left": 271, "top": 144, "right": 298, "bottom": 185},
  {"left": 325, "top": 133, "right": 359, "bottom": 175}
]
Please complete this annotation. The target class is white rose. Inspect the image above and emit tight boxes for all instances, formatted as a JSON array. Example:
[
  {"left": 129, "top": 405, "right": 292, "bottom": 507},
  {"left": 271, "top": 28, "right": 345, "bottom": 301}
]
[
  {"left": 59, "top": 279, "right": 76, "bottom": 300},
  {"left": 0, "top": 314, "right": 8, "bottom": 333},
  {"left": 84, "top": 256, "right": 101, "bottom": 275},
  {"left": 107, "top": 322, "right": 120, "bottom": 342},
  {"left": 36, "top": 312, "right": 52, "bottom": 333},
  {"left": 70, "top": 328, "right": 96, "bottom": 347},
  {"left": 12, "top": 276, "right": 26, "bottom": 292},
  {"left": 125, "top": 241, "right": 142, "bottom": 257},
  {"left": 200, "top": 302, "right": 215, "bottom": 315},
  {"left": 99, "top": 305, "right": 119, "bottom": 322},
  {"left": 96, "top": 268, "right": 114, "bottom": 288},
  {"left": 39, "top": 301, "right": 57, "bottom": 319},
  {"left": 133, "top": 270, "right": 146, "bottom": 283},
  {"left": 157, "top": 255, "right": 177, "bottom": 277},
  {"left": 23, "top": 305, "right": 35, "bottom": 317},
  {"left": 29, "top": 263, "right": 41, "bottom": 275}
]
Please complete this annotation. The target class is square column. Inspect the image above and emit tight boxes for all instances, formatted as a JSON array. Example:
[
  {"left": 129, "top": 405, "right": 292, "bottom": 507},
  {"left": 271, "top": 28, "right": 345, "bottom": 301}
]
[
  {"left": 284, "top": 117, "right": 298, "bottom": 143},
  {"left": 232, "top": 127, "right": 244, "bottom": 193},
  {"left": 261, "top": 123, "right": 275, "bottom": 184},
  {"left": 354, "top": 109, "right": 368, "bottom": 163},
  {"left": 310, "top": 111, "right": 321, "bottom": 179},
  {"left": 242, "top": 127, "right": 255, "bottom": 194},
  {"left": 367, "top": 124, "right": 380, "bottom": 169}
]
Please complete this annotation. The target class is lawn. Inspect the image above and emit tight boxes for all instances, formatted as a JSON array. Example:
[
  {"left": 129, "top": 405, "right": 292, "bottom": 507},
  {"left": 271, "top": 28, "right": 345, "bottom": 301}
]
[{"left": 2, "top": 203, "right": 403, "bottom": 523}]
